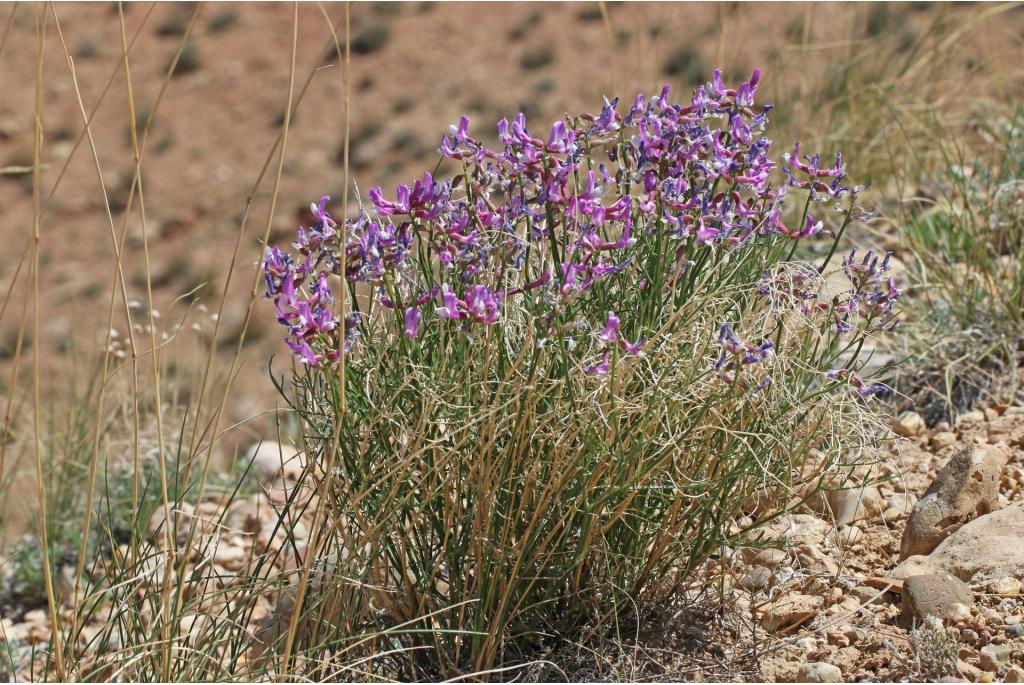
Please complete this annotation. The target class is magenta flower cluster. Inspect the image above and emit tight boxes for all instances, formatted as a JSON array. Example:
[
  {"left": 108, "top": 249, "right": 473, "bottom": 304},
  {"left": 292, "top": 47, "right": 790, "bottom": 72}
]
[
  {"left": 264, "top": 68, "right": 875, "bottom": 377},
  {"left": 715, "top": 323, "right": 774, "bottom": 386},
  {"left": 838, "top": 249, "right": 901, "bottom": 333}
]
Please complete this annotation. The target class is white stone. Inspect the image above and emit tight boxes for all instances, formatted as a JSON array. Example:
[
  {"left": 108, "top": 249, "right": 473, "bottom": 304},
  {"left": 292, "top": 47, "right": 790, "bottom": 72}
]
[
  {"left": 243, "top": 441, "right": 303, "bottom": 482},
  {"left": 797, "top": 661, "right": 843, "bottom": 683},
  {"left": 987, "top": 577, "right": 1021, "bottom": 597},
  {"left": 945, "top": 602, "right": 972, "bottom": 623},
  {"left": 893, "top": 411, "right": 925, "bottom": 437}
]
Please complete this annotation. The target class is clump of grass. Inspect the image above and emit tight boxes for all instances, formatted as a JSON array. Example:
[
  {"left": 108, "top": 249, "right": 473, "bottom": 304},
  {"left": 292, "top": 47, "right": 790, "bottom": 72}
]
[
  {"left": 155, "top": 8, "right": 190, "bottom": 37},
  {"left": 662, "top": 45, "right": 707, "bottom": 84},
  {"left": 207, "top": 9, "right": 238, "bottom": 34},
  {"left": 894, "top": 109, "right": 1024, "bottom": 420},
  {"left": 168, "top": 41, "right": 200, "bottom": 76},
  {"left": 508, "top": 10, "right": 542, "bottom": 41},
  {"left": 261, "top": 71, "right": 894, "bottom": 677},
  {"left": 351, "top": 22, "right": 390, "bottom": 55},
  {"left": 908, "top": 617, "right": 959, "bottom": 681},
  {"left": 520, "top": 44, "right": 554, "bottom": 70}
]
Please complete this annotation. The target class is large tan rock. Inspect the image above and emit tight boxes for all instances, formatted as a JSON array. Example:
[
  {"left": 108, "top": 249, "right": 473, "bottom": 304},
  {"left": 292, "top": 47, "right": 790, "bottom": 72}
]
[
  {"left": 898, "top": 574, "right": 973, "bottom": 628},
  {"left": 899, "top": 445, "right": 1008, "bottom": 559},
  {"left": 893, "top": 501, "right": 1024, "bottom": 585}
]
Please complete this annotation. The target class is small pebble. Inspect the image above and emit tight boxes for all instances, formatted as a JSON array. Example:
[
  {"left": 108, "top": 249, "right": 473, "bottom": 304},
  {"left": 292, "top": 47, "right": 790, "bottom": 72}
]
[
  {"left": 795, "top": 636, "right": 817, "bottom": 650},
  {"left": 947, "top": 602, "right": 973, "bottom": 623},
  {"left": 843, "top": 626, "right": 867, "bottom": 644},
  {"left": 931, "top": 431, "right": 957, "bottom": 449},
  {"left": 1006, "top": 623, "right": 1024, "bottom": 638},
  {"left": 893, "top": 411, "right": 925, "bottom": 437},
  {"left": 961, "top": 628, "right": 979, "bottom": 642},
  {"left": 836, "top": 525, "right": 863, "bottom": 547},
  {"left": 958, "top": 410, "right": 986, "bottom": 426}
]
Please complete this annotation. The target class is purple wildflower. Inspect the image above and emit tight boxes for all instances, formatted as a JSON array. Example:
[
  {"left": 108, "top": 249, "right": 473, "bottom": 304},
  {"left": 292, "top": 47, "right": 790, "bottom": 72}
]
[
  {"left": 403, "top": 307, "right": 421, "bottom": 339},
  {"left": 584, "top": 350, "right": 611, "bottom": 376},
  {"left": 599, "top": 312, "right": 621, "bottom": 343}
]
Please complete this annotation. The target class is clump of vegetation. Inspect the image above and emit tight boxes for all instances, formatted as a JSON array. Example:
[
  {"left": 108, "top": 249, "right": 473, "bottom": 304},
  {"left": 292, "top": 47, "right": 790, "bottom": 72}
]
[
  {"left": 207, "top": 9, "right": 238, "bottom": 34},
  {"left": 908, "top": 617, "right": 960, "bottom": 681},
  {"left": 895, "top": 110, "right": 1024, "bottom": 421},
  {"left": 351, "top": 22, "right": 390, "bottom": 55},
  {"left": 662, "top": 45, "right": 707, "bottom": 84},
  {"left": 155, "top": 7, "right": 190, "bottom": 37},
  {"left": 508, "top": 10, "right": 543, "bottom": 41},
  {"left": 260, "top": 70, "right": 893, "bottom": 677},
  {"left": 168, "top": 41, "right": 201, "bottom": 77},
  {"left": 520, "top": 44, "right": 554, "bottom": 71}
]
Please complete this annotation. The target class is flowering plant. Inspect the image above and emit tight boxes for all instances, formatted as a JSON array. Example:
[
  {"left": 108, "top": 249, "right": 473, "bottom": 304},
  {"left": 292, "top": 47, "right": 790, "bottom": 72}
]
[{"left": 264, "top": 70, "right": 895, "bottom": 676}]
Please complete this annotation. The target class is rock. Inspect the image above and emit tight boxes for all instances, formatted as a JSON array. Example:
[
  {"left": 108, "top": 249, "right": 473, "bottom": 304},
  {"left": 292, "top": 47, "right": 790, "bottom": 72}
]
[
  {"left": 1, "top": 619, "right": 29, "bottom": 643},
  {"left": 739, "top": 566, "right": 773, "bottom": 592},
  {"left": 750, "top": 548, "right": 789, "bottom": 567},
  {"left": 213, "top": 540, "right": 247, "bottom": 572},
  {"left": 957, "top": 410, "right": 986, "bottom": 426},
  {"left": 978, "top": 644, "right": 1010, "bottom": 672},
  {"left": 761, "top": 593, "right": 823, "bottom": 633},
  {"left": 899, "top": 574, "right": 973, "bottom": 628},
  {"left": 1006, "top": 623, "right": 1024, "bottom": 639},
  {"left": 754, "top": 514, "right": 833, "bottom": 548},
  {"left": 148, "top": 502, "right": 195, "bottom": 545},
  {"left": 958, "top": 661, "right": 982, "bottom": 680},
  {"left": 828, "top": 485, "right": 883, "bottom": 526},
  {"left": 825, "top": 629, "right": 849, "bottom": 647},
  {"left": 844, "top": 626, "right": 867, "bottom": 644},
  {"left": 899, "top": 445, "right": 1009, "bottom": 559},
  {"left": 797, "top": 661, "right": 843, "bottom": 683},
  {"left": 931, "top": 431, "right": 958, "bottom": 450},
  {"left": 850, "top": 585, "right": 889, "bottom": 605},
  {"left": 243, "top": 441, "right": 304, "bottom": 482},
  {"left": 987, "top": 413, "right": 1024, "bottom": 444},
  {"left": 894, "top": 501, "right": 1024, "bottom": 584},
  {"left": 960, "top": 628, "right": 979, "bottom": 642},
  {"left": 976, "top": 672, "right": 994, "bottom": 683},
  {"left": 836, "top": 525, "right": 863, "bottom": 547},
  {"left": 947, "top": 602, "right": 972, "bottom": 623},
  {"left": 986, "top": 577, "right": 1021, "bottom": 597},
  {"left": 893, "top": 411, "right": 926, "bottom": 437},
  {"left": 795, "top": 636, "right": 817, "bottom": 650},
  {"left": 1005, "top": 665, "right": 1024, "bottom": 682},
  {"left": 885, "top": 492, "right": 918, "bottom": 515},
  {"left": 178, "top": 613, "right": 212, "bottom": 643}
]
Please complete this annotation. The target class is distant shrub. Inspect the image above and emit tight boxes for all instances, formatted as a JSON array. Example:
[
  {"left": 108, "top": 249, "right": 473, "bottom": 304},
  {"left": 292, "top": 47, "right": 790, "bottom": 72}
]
[
  {"left": 662, "top": 45, "right": 707, "bottom": 84},
  {"left": 508, "top": 10, "right": 542, "bottom": 41},
  {"left": 351, "top": 22, "right": 390, "bottom": 55},
  {"left": 155, "top": 8, "right": 189, "bottom": 37},
  {"left": 208, "top": 9, "right": 238, "bottom": 33},
  {"left": 74, "top": 39, "right": 98, "bottom": 59},
  {"left": 520, "top": 44, "right": 554, "bottom": 70},
  {"left": 169, "top": 42, "right": 201, "bottom": 76}
]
